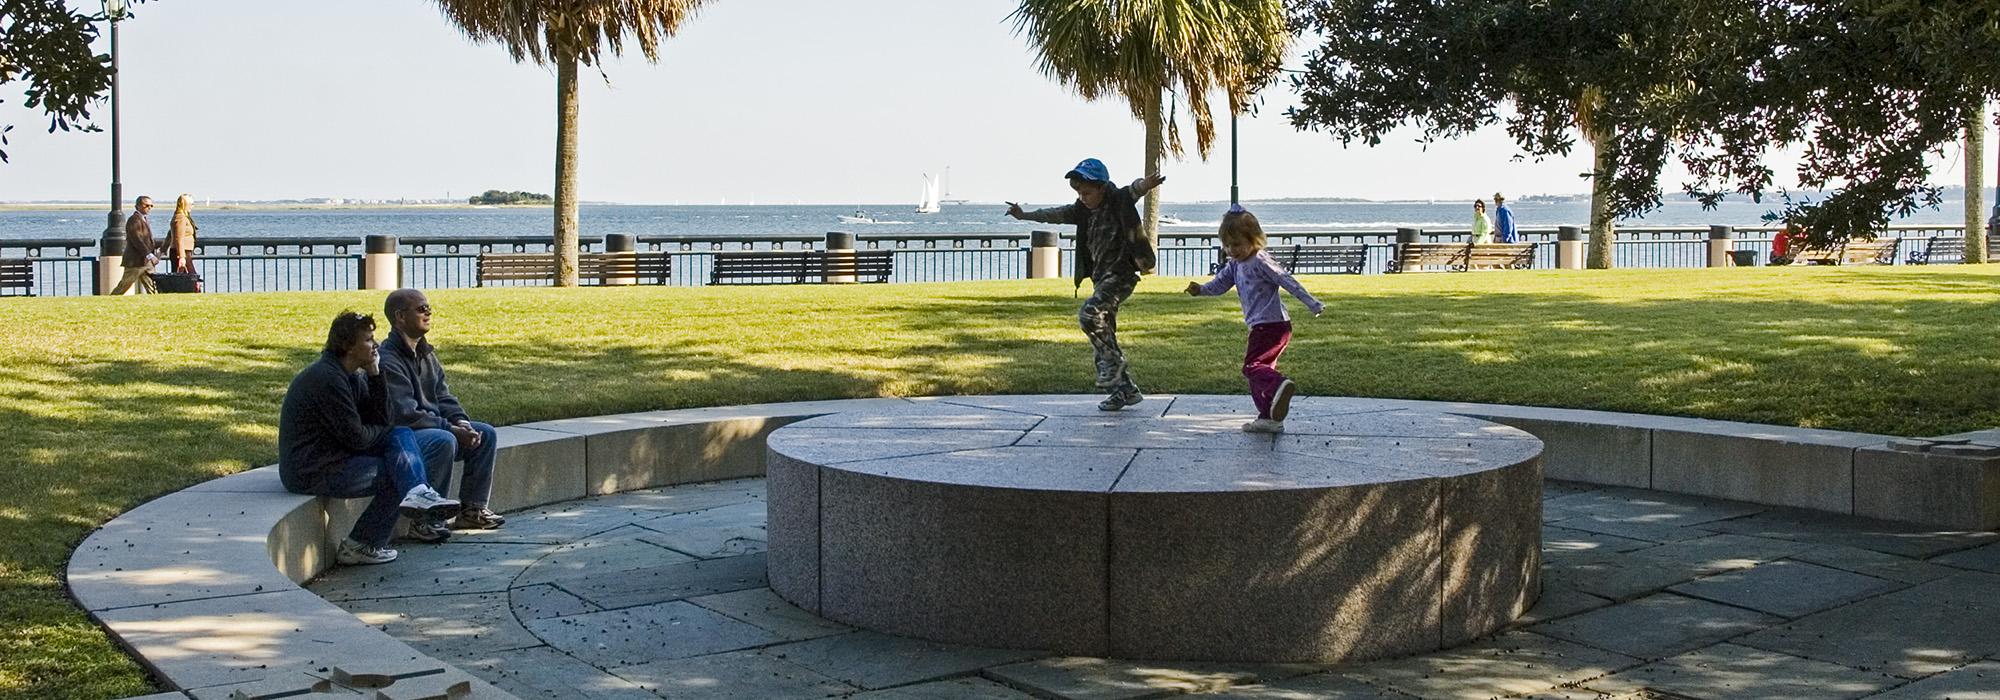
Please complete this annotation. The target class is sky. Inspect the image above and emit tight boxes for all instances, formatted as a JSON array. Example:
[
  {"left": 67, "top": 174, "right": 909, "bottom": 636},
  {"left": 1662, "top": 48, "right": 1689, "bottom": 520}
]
[{"left": 0, "top": 0, "right": 1981, "bottom": 205}]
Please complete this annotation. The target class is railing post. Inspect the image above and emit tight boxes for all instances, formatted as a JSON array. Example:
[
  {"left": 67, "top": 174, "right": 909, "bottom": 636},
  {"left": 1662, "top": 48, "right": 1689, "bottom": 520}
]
[
  {"left": 1027, "top": 230, "right": 1061, "bottom": 279},
  {"left": 604, "top": 233, "right": 638, "bottom": 286},
  {"left": 825, "top": 231, "right": 856, "bottom": 284},
  {"left": 1556, "top": 226, "right": 1585, "bottom": 270},
  {"left": 1707, "top": 225, "right": 1735, "bottom": 268},
  {"left": 362, "top": 234, "right": 399, "bottom": 290},
  {"left": 96, "top": 232, "right": 124, "bottom": 295}
]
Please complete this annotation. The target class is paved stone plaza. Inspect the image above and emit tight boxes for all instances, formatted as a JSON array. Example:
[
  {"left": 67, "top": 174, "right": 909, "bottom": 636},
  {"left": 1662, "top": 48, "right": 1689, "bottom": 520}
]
[{"left": 308, "top": 475, "right": 2000, "bottom": 700}]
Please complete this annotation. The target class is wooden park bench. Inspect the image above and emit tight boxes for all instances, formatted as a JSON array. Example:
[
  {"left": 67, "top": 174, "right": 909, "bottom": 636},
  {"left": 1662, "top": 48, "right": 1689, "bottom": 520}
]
[
  {"left": 1211, "top": 244, "right": 1368, "bottom": 275},
  {"left": 0, "top": 258, "right": 32, "bottom": 296},
  {"left": 709, "top": 249, "right": 894, "bottom": 285},
  {"left": 1387, "top": 242, "right": 1536, "bottom": 273},
  {"left": 1906, "top": 236, "right": 1965, "bottom": 265},
  {"left": 1799, "top": 239, "right": 1898, "bottom": 266},
  {"left": 476, "top": 251, "right": 672, "bottom": 286}
]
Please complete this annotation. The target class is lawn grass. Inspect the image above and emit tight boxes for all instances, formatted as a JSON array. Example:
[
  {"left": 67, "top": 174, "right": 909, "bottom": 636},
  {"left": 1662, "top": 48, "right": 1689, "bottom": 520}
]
[{"left": 3, "top": 265, "right": 1999, "bottom": 698}]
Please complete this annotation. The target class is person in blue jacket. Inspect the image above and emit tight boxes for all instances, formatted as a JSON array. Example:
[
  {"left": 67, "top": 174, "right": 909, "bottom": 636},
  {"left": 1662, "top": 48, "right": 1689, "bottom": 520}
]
[{"left": 1493, "top": 192, "right": 1519, "bottom": 243}]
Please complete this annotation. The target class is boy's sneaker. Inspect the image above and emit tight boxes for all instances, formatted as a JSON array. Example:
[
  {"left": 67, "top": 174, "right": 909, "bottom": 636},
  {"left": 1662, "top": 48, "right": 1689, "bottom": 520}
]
[
  {"left": 1094, "top": 360, "right": 1126, "bottom": 388},
  {"left": 398, "top": 485, "right": 462, "bottom": 522},
  {"left": 1271, "top": 379, "right": 1298, "bottom": 422},
  {"left": 1098, "top": 391, "right": 1144, "bottom": 411},
  {"left": 450, "top": 507, "right": 507, "bottom": 531},
  {"left": 1241, "top": 418, "right": 1285, "bottom": 434},
  {"left": 336, "top": 538, "right": 398, "bottom": 565},
  {"left": 406, "top": 519, "right": 451, "bottom": 544}
]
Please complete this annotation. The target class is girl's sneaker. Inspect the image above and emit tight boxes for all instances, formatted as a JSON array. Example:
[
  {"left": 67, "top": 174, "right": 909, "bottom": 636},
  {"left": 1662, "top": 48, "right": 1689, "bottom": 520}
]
[
  {"left": 398, "top": 485, "right": 463, "bottom": 521},
  {"left": 1098, "top": 390, "right": 1144, "bottom": 411},
  {"left": 1271, "top": 380, "right": 1298, "bottom": 422},
  {"left": 1241, "top": 418, "right": 1285, "bottom": 434},
  {"left": 336, "top": 538, "right": 398, "bottom": 565}
]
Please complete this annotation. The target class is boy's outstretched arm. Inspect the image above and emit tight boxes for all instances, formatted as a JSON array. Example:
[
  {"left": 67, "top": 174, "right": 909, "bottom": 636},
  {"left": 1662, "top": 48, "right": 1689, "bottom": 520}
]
[
  {"left": 1130, "top": 174, "right": 1167, "bottom": 198},
  {"left": 1008, "top": 201, "right": 1073, "bottom": 224}
]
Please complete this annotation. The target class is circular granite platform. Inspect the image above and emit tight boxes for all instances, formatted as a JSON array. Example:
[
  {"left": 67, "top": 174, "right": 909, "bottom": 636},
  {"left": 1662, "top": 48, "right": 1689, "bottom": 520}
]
[{"left": 764, "top": 395, "right": 1545, "bottom": 663}]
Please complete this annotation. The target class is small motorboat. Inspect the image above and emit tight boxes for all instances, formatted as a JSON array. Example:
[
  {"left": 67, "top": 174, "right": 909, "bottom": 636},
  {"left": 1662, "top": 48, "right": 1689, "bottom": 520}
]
[
  {"left": 1158, "top": 214, "right": 1188, "bottom": 225},
  {"left": 838, "top": 210, "right": 876, "bottom": 224}
]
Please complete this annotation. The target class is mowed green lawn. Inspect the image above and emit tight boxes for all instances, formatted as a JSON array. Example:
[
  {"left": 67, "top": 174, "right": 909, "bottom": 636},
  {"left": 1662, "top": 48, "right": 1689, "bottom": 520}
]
[{"left": 4, "top": 265, "right": 2000, "bottom": 698}]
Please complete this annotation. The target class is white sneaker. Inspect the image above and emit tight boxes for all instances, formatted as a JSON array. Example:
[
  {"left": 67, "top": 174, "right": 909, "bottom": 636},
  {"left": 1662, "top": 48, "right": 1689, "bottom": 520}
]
[
  {"left": 1241, "top": 418, "right": 1285, "bottom": 434},
  {"left": 398, "top": 485, "right": 463, "bottom": 521},
  {"left": 1271, "top": 380, "right": 1298, "bottom": 422},
  {"left": 336, "top": 537, "right": 398, "bottom": 565}
]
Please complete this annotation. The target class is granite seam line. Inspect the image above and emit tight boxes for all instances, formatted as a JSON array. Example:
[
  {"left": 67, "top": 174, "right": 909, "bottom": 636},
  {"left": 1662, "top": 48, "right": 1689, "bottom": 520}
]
[
  {"left": 1670, "top": 567, "right": 1911, "bottom": 620},
  {"left": 824, "top": 444, "right": 1022, "bottom": 466},
  {"left": 930, "top": 398, "right": 1049, "bottom": 417},
  {"left": 1008, "top": 415, "right": 1047, "bottom": 446},
  {"left": 1850, "top": 444, "right": 1861, "bottom": 516},
  {"left": 84, "top": 586, "right": 287, "bottom": 614},
  {"left": 316, "top": 587, "right": 518, "bottom": 604},
  {"left": 622, "top": 524, "right": 727, "bottom": 561},
  {"left": 1435, "top": 476, "right": 1446, "bottom": 649},
  {"left": 815, "top": 461, "right": 825, "bottom": 615},
  {"left": 1101, "top": 446, "right": 1141, "bottom": 657}
]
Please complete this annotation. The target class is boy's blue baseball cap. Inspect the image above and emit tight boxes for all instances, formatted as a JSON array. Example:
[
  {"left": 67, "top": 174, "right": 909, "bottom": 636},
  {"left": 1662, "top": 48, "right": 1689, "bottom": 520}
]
[{"left": 1064, "top": 158, "right": 1110, "bottom": 183}]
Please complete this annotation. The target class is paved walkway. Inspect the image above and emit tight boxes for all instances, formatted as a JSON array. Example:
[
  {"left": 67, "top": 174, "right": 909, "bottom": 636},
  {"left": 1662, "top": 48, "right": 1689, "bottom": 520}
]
[{"left": 307, "top": 478, "right": 2000, "bottom": 700}]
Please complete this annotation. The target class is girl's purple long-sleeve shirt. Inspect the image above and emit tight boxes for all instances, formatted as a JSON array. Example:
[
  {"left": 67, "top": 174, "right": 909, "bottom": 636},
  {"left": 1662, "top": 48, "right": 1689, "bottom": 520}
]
[{"left": 1197, "top": 251, "right": 1324, "bottom": 326}]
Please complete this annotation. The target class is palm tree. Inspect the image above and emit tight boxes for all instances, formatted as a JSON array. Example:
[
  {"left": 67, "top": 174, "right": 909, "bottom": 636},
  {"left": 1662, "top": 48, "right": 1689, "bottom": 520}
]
[
  {"left": 1577, "top": 87, "right": 1616, "bottom": 269},
  {"left": 432, "top": 0, "right": 711, "bottom": 286},
  {"left": 1966, "top": 103, "right": 1987, "bottom": 264},
  {"left": 1010, "top": 0, "right": 1289, "bottom": 243}
]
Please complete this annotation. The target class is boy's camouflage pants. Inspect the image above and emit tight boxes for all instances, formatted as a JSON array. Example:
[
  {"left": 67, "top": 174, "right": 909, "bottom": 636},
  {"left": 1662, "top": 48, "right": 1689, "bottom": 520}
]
[{"left": 1079, "top": 272, "right": 1141, "bottom": 396}]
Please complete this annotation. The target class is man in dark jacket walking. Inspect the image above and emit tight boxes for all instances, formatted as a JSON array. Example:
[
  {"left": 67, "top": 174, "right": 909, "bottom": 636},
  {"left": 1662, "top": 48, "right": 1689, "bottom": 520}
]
[
  {"left": 1006, "top": 158, "right": 1164, "bottom": 411},
  {"left": 109, "top": 196, "right": 162, "bottom": 294},
  {"left": 279, "top": 311, "right": 461, "bottom": 565},
  {"left": 381, "top": 289, "right": 504, "bottom": 542}
]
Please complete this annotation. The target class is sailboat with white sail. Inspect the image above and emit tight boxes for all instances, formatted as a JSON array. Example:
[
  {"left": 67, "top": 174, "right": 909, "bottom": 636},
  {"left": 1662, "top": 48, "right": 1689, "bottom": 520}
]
[{"left": 915, "top": 173, "right": 942, "bottom": 214}]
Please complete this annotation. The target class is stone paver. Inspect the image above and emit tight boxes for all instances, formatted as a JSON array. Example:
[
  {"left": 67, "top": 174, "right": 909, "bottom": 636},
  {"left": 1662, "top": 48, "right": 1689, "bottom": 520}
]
[
  {"left": 1531, "top": 593, "right": 1782, "bottom": 660},
  {"left": 760, "top": 631, "right": 1041, "bottom": 690},
  {"left": 1736, "top": 571, "right": 2000, "bottom": 678},
  {"left": 1341, "top": 632, "right": 1640, "bottom": 700},
  {"left": 302, "top": 477, "right": 2000, "bottom": 700},
  {"left": 1190, "top": 673, "right": 1416, "bottom": 698},
  {"left": 343, "top": 592, "right": 541, "bottom": 661},
  {"left": 607, "top": 648, "right": 854, "bottom": 699},
  {"left": 1668, "top": 560, "right": 1904, "bottom": 618},
  {"left": 523, "top": 599, "right": 781, "bottom": 668},
  {"left": 1584, "top": 644, "right": 1900, "bottom": 699},
  {"left": 842, "top": 677, "right": 1039, "bottom": 699},
  {"left": 985, "top": 656, "right": 1319, "bottom": 700},
  {"left": 1862, "top": 660, "right": 2000, "bottom": 699},
  {"left": 684, "top": 587, "right": 852, "bottom": 642},
  {"left": 313, "top": 542, "right": 554, "bottom": 601},
  {"left": 455, "top": 645, "right": 658, "bottom": 699}
]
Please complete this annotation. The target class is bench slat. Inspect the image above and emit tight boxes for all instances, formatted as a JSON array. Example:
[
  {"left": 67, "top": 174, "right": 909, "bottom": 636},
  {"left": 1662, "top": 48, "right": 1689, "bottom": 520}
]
[{"left": 477, "top": 252, "right": 672, "bottom": 286}]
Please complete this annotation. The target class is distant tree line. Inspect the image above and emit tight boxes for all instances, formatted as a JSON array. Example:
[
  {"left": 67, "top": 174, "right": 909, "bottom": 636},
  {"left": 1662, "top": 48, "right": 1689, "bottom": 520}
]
[{"left": 468, "top": 190, "right": 552, "bottom": 205}]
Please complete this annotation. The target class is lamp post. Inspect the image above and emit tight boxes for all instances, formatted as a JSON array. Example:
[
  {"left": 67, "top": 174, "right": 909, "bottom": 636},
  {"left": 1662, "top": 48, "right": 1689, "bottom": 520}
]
[{"left": 99, "top": 0, "right": 128, "bottom": 245}]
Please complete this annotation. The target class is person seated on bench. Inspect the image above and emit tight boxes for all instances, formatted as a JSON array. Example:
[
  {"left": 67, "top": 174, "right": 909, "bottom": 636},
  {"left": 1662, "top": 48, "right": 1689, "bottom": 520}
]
[
  {"left": 1770, "top": 224, "right": 1807, "bottom": 265},
  {"left": 380, "top": 288, "right": 505, "bottom": 542},
  {"left": 279, "top": 311, "right": 461, "bottom": 566}
]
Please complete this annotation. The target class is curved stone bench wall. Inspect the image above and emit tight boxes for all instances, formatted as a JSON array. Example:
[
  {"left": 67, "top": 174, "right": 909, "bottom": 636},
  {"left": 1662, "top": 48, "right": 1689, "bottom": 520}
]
[{"left": 65, "top": 395, "right": 2000, "bottom": 698}]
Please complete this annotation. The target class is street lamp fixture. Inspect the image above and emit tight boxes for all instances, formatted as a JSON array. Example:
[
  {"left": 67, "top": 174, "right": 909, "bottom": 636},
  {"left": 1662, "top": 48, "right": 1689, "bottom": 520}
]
[{"left": 98, "top": 0, "right": 129, "bottom": 265}]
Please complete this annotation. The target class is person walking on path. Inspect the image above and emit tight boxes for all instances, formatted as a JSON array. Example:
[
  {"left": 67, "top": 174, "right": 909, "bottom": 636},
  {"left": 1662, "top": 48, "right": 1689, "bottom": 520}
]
[
  {"left": 380, "top": 288, "right": 505, "bottom": 543},
  {"left": 165, "top": 194, "right": 200, "bottom": 280},
  {"left": 278, "top": 311, "right": 462, "bottom": 566},
  {"left": 109, "top": 195, "right": 161, "bottom": 294},
  {"left": 1185, "top": 206, "right": 1324, "bottom": 433},
  {"left": 1006, "top": 158, "right": 1165, "bottom": 411},
  {"left": 1493, "top": 192, "right": 1519, "bottom": 243},
  {"left": 1470, "top": 199, "right": 1494, "bottom": 245}
]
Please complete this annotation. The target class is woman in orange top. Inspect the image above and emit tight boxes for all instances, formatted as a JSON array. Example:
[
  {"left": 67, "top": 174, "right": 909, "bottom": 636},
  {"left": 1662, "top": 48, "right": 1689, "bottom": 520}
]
[{"left": 166, "top": 193, "right": 199, "bottom": 276}]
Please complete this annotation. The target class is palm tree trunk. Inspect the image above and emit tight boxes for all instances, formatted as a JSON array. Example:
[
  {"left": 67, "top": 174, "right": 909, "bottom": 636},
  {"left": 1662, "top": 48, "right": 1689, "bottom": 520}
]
[
  {"left": 1142, "top": 88, "right": 1163, "bottom": 249},
  {"left": 1585, "top": 128, "right": 1615, "bottom": 269},
  {"left": 553, "top": 54, "right": 581, "bottom": 286},
  {"left": 1966, "top": 103, "right": 1987, "bottom": 264}
]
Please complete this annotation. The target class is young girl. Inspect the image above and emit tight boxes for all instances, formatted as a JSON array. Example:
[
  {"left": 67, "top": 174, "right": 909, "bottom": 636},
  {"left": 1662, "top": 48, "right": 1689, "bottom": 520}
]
[
  {"left": 1185, "top": 206, "right": 1324, "bottom": 433},
  {"left": 1470, "top": 199, "right": 1493, "bottom": 245}
]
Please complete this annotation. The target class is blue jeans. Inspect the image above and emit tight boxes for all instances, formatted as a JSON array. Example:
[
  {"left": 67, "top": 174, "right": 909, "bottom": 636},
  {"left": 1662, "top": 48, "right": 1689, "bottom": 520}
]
[
  {"left": 412, "top": 421, "right": 498, "bottom": 508},
  {"left": 294, "top": 427, "right": 428, "bottom": 547}
]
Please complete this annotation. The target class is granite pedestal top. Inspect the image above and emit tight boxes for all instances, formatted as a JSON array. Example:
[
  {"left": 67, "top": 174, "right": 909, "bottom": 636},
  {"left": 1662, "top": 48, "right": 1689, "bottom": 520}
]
[{"left": 764, "top": 396, "right": 1546, "bottom": 663}]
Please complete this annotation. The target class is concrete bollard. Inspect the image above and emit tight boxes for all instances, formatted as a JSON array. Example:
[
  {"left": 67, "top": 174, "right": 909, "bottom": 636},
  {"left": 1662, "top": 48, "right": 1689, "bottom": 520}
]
[
  {"left": 1707, "top": 226, "right": 1734, "bottom": 268},
  {"left": 362, "top": 235, "right": 400, "bottom": 290},
  {"left": 97, "top": 233, "right": 125, "bottom": 295},
  {"left": 1027, "top": 230, "right": 1062, "bottom": 279},
  {"left": 826, "top": 231, "right": 857, "bottom": 284},
  {"left": 1557, "top": 226, "right": 1585, "bottom": 270},
  {"left": 603, "top": 233, "right": 638, "bottom": 286}
]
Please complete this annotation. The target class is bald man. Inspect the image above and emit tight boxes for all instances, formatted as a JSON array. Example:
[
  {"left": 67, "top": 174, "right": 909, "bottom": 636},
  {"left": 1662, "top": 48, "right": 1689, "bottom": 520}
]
[{"left": 380, "top": 288, "right": 503, "bottom": 542}]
